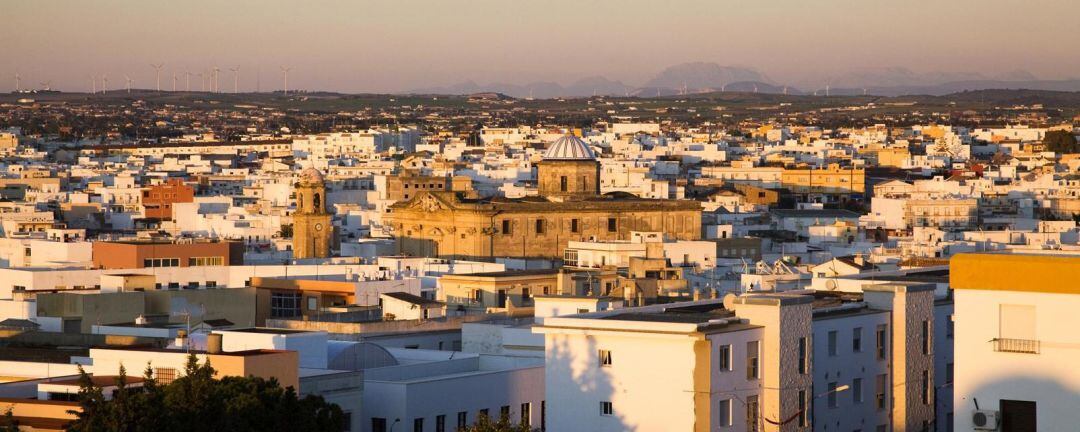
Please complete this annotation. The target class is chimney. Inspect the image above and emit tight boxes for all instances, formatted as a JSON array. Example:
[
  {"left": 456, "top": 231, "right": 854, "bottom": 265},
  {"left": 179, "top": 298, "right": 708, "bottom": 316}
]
[
  {"left": 692, "top": 288, "right": 702, "bottom": 301},
  {"left": 207, "top": 333, "right": 223, "bottom": 354}
]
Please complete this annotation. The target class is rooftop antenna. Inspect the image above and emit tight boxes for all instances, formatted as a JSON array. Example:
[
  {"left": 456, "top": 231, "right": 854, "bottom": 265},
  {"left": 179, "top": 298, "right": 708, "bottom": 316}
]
[
  {"left": 124, "top": 75, "right": 133, "bottom": 93},
  {"left": 280, "top": 66, "right": 291, "bottom": 95},
  {"left": 150, "top": 63, "right": 164, "bottom": 92},
  {"left": 229, "top": 65, "right": 240, "bottom": 93}
]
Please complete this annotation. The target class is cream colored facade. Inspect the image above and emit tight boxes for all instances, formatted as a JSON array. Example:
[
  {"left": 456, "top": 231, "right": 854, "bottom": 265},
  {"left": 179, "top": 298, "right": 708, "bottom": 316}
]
[{"left": 952, "top": 253, "right": 1080, "bottom": 431}]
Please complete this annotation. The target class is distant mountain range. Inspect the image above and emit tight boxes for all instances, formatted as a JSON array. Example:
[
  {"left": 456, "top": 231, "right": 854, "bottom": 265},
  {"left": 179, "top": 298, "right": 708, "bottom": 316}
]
[{"left": 407, "top": 62, "right": 1080, "bottom": 98}]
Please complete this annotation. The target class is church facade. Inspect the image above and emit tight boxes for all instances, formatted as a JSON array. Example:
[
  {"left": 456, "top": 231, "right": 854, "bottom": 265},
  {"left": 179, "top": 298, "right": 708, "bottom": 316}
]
[{"left": 385, "top": 135, "right": 702, "bottom": 260}]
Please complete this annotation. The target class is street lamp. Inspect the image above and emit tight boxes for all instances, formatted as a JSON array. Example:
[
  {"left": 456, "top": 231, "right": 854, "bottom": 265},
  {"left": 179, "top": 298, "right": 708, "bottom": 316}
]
[{"left": 389, "top": 418, "right": 401, "bottom": 431}]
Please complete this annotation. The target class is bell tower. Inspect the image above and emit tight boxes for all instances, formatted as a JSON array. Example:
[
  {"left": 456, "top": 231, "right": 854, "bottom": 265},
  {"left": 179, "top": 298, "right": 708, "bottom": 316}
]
[{"left": 292, "top": 167, "right": 332, "bottom": 259}]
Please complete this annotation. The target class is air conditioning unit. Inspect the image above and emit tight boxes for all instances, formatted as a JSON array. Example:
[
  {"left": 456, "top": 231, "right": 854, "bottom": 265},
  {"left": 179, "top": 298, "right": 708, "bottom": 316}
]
[{"left": 972, "top": 410, "right": 999, "bottom": 430}]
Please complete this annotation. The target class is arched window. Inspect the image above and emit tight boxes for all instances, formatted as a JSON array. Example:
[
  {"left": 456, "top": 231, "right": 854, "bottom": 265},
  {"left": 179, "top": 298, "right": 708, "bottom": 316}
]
[
  {"left": 313, "top": 193, "right": 321, "bottom": 210},
  {"left": 297, "top": 193, "right": 303, "bottom": 209}
]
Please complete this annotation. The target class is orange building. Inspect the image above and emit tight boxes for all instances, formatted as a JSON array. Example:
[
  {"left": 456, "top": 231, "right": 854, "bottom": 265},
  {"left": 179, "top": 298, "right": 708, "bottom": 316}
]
[
  {"left": 91, "top": 239, "right": 244, "bottom": 269},
  {"left": 141, "top": 179, "right": 195, "bottom": 220}
]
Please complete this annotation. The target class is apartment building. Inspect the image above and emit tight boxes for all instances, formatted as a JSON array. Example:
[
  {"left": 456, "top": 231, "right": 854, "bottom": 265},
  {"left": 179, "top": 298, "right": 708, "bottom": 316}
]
[
  {"left": 952, "top": 253, "right": 1080, "bottom": 431},
  {"left": 535, "top": 283, "right": 942, "bottom": 432}
]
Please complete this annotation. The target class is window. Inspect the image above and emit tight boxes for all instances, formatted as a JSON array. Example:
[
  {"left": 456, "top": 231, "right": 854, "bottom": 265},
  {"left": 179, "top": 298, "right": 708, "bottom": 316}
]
[
  {"left": 413, "top": 417, "right": 423, "bottom": 432},
  {"left": 307, "top": 297, "right": 318, "bottom": 311},
  {"left": 828, "top": 330, "right": 838, "bottom": 356},
  {"left": 946, "top": 362, "right": 954, "bottom": 384},
  {"left": 843, "top": 376, "right": 862, "bottom": 407},
  {"left": 875, "top": 374, "right": 887, "bottom": 410},
  {"left": 876, "top": 325, "right": 887, "bottom": 360},
  {"left": 599, "top": 349, "right": 612, "bottom": 367},
  {"left": 797, "top": 337, "right": 807, "bottom": 374},
  {"left": 522, "top": 287, "right": 531, "bottom": 301},
  {"left": 521, "top": 403, "right": 531, "bottom": 426},
  {"left": 718, "top": 344, "right": 732, "bottom": 371},
  {"left": 746, "top": 395, "right": 759, "bottom": 432},
  {"left": 500, "top": 406, "right": 509, "bottom": 420},
  {"left": 999, "top": 304, "right": 1036, "bottom": 340},
  {"left": 599, "top": 401, "right": 613, "bottom": 416},
  {"left": 746, "top": 341, "right": 759, "bottom": 380},
  {"left": 718, "top": 399, "right": 732, "bottom": 427},
  {"left": 607, "top": 217, "right": 617, "bottom": 232},
  {"left": 535, "top": 219, "right": 545, "bottom": 235},
  {"left": 270, "top": 292, "right": 302, "bottom": 318},
  {"left": 827, "top": 382, "right": 839, "bottom": 408},
  {"left": 456, "top": 412, "right": 467, "bottom": 429},
  {"left": 947, "top": 315, "right": 954, "bottom": 339},
  {"left": 478, "top": 409, "right": 489, "bottom": 419},
  {"left": 154, "top": 367, "right": 177, "bottom": 384},
  {"left": 853, "top": 327, "right": 863, "bottom": 352},
  {"left": 921, "top": 369, "right": 930, "bottom": 404},
  {"left": 797, "top": 390, "right": 807, "bottom": 427},
  {"left": 921, "top": 320, "right": 931, "bottom": 355},
  {"left": 560, "top": 176, "right": 568, "bottom": 192},
  {"left": 570, "top": 218, "right": 579, "bottom": 233},
  {"left": 435, "top": 415, "right": 445, "bottom": 432},
  {"left": 205, "top": 281, "right": 217, "bottom": 288},
  {"left": 541, "top": 401, "right": 546, "bottom": 430},
  {"left": 502, "top": 220, "right": 512, "bottom": 235}
]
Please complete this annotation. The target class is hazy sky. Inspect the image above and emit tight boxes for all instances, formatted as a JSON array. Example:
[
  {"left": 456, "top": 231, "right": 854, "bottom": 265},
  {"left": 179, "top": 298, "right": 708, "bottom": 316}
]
[{"left": 4, "top": 0, "right": 1079, "bottom": 93}]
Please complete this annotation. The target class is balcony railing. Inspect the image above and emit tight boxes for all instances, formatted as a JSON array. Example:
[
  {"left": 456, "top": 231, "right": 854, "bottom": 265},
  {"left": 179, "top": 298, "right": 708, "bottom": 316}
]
[{"left": 993, "top": 338, "right": 1040, "bottom": 354}]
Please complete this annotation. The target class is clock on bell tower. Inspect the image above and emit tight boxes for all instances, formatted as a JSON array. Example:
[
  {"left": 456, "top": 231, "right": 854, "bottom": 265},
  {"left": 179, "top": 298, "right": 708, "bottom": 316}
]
[{"left": 292, "top": 167, "right": 333, "bottom": 259}]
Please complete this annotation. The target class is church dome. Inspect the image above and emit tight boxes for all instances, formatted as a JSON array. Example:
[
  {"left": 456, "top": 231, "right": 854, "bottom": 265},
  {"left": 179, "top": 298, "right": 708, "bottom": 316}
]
[
  {"left": 543, "top": 134, "right": 597, "bottom": 160},
  {"left": 298, "top": 167, "right": 325, "bottom": 184}
]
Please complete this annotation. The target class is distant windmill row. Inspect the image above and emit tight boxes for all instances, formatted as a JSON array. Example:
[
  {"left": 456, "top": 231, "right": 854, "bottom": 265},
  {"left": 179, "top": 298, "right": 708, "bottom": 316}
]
[{"left": 13, "top": 64, "right": 296, "bottom": 95}]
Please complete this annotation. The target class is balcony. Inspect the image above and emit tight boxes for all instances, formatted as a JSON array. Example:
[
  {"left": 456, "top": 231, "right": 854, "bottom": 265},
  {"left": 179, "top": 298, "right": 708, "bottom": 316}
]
[{"left": 993, "top": 338, "right": 1040, "bottom": 354}]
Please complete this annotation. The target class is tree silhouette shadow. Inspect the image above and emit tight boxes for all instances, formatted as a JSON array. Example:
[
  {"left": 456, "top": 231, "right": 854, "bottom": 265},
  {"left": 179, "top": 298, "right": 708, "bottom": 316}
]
[{"left": 545, "top": 335, "right": 634, "bottom": 431}]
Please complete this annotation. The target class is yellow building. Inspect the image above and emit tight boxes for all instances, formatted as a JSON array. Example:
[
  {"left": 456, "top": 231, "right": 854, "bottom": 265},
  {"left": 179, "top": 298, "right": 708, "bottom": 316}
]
[
  {"left": 292, "top": 168, "right": 332, "bottom": 259},
  {"left": 781, "top": 163, "right": 866, "bottom": 196},
  {"left": 386, "top": 135, "right": 702, "bottom": 260}
]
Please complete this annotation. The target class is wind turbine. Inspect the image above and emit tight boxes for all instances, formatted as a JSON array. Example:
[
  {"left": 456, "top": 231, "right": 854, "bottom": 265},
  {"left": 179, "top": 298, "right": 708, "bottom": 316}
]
[
  {"left": 89, "top": 75, "right": 96, "bottom": 94},
  {"left": 101, "top": 75, "right": 108, "bottom": 93},
  {"left": 212, "top": 66, "right": 220, "bottom": 93},
  {"left": 185, "top": 71, "right": 192, "bottom": 92},
  {"left": 172, "top": 73, "right": 178, "bottom": 92},
  {"left": 198, "top": 72, "right": 205, "bottom": 92},
  {"left": 150, "top": 63, "right": 164, "bottom": 91},
  {"left": 39, "top": 81, "right": 51, "bottom": 91},
  {"left": 124, "top": 75, "right": 133, "bottom": 93},
  {"left": 229, "top": 66, "right": 239, "bottom": 93},
  {"left": 13, "top": 70, "right": 20, "bottom": 92},
  {"left": 280, "top": 66, "right": 291, "bottom": 95}
]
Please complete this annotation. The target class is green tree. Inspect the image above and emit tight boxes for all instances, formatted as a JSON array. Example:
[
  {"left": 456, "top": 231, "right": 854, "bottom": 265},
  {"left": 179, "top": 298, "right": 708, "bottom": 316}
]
[
  {"left": 1043, "top": 129, "right": 1079, "bottom": 154},
  {"left": 66, "top": 354, "right": 344, "bottom": 432}
]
